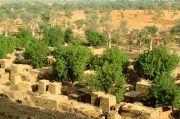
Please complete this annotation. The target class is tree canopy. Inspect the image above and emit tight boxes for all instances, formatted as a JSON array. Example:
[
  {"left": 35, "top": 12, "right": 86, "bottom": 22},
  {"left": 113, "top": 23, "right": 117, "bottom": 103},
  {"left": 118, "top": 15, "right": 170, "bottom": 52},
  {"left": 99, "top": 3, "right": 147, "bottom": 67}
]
[
  {"left": 24, "top": 40, "right": 49, "bottom": 68},
  {"left": 43, "top": 26, "right": 64, "bottom": 47},
  {"left": 149, "top": 73, "right": 180, "bottom": 108},
  {"left": 85, "top": 28, "right": 107, "bottom": 46},
  {"left": 89, "top": 48, "right": 128, "bottom": 102},
  {"left": 134, "top": 47, "right": 179, "bottom": 80},
  {"left": 53, "top": 45, "right": 92, "bottom": 83}
]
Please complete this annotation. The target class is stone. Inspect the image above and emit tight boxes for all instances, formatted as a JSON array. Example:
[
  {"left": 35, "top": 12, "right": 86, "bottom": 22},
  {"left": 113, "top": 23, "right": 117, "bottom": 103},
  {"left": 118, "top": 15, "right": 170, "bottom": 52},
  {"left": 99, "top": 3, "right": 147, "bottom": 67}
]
[
  {"left": 34, "top": 96, "right": 59, "bottom": 110},
  {"left": 17, "top": 82, "right": 32, "bottom": 92},
  {"left": 120, "top": 103, "right": 161, "bottom": 119},
  {"left": 49, "top": 82, "right": 62, "bottom": 95},
  {"left": 11, "top": 64, "right": 32, "bottom": 74},
  {"left": 11, "top": 74, "right": 22, "bottom": 85},
  {"left": 38, "top": 80, "right": 49, "bottom": 94},
  {"left": 0, "top": 59, "right": 11, "bottom": 69},
  {"left": 0, "top": 68, "right": 5, "bottom": 74},
  {"left": 91, "top": 92, "right": 105, "bottom": 106},
  {"left": 100, "top": 94, "right": 116, "bottom": 112},
  {"left": 0, "top": 73, "right": 9, "bottom": 84},
  {"left": 108, "top": 112, "right": 122, "bottom": 119},
  {"left": 136, "top": 79, "right": 152, "bottom": 98}
]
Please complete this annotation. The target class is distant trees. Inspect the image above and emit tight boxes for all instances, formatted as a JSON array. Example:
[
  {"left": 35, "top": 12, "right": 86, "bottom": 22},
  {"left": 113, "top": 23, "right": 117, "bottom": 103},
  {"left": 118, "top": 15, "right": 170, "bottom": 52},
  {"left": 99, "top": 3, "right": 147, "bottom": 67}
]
[
  {"left": 53, "top": 46, "right": 91, "bottom": 83},
  {"left": 85, "top": 28, "right": 107, "bottom": 46},
  {"left": 24, "top": 40, "right": 49, "bottom": 68},
  {"left": 43, "top": 26, "right": 64, "bottom": 47},
  {"left": 136, "top": 29, "right": 149, "bottom": 53},
  {"left": 171, "top": 20, "right": 180, "bottom": 36},
  {"left": 75, "top": 19, "right": 85, "bottom": 29},
  {"left": 89, "top": 48, "right": 128, "bottom": 102},
  {"left": 85, "top": 9, "right": 99, "bottom": 30},
  {"left": 144, "top": 25, "right": 158, "bottom": 51},
  {"left": 134, "top": 47, "right": 179, "bottom": 80}
]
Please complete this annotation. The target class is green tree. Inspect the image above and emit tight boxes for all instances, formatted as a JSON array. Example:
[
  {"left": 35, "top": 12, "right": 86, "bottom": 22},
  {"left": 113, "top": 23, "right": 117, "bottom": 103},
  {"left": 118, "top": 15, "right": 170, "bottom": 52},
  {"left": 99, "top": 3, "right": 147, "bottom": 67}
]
[
  {"left": 149, "top": 73, "right": 179, "bottom": 107},
  {"left": 53, "top": 46, "right": 91, "bottom": 83},
  {"left": 0, "top": 36, "right": 18, "bottom": 59},
  {"left": 24, "top": 40, "right": 49, "bottom": 68},
  {"left": 16, "top": 28, "right": 34, "bottom": 48},
  {"left": 89, "top": 48, "right": 128, "bottom": 102},
  {"left": 64, "top": 28, "right": 74, "bottom": 43},
  {"left": 43, "top": 26, "right": 64, "bottom": 47},
  {"left": 85, "top": 28, "right": 107, "bottom": 46},
  {"left": 134, "top": 47, "right": 179, "bottom": 80}
]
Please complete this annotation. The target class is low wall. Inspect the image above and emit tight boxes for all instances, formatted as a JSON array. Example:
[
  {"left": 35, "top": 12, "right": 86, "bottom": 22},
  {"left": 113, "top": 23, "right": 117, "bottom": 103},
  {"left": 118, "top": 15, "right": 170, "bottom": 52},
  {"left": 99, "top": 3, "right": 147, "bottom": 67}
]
[{"left": 0, "top": 94, "right": 92, "bottom": 119}]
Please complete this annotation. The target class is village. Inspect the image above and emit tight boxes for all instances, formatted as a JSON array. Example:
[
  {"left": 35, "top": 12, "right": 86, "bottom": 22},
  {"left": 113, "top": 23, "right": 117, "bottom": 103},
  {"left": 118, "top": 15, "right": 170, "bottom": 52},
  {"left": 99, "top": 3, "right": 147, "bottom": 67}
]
[{"left": 0, "top": 0, "right": 180, "bottom": 119}]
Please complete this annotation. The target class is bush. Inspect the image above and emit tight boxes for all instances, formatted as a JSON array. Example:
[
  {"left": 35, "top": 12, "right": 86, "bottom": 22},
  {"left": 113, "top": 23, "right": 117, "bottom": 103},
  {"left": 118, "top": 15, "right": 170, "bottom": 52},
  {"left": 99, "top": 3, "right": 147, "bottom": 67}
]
[
  {"left": 134, "top": 47, "right": 179, "bottom": 80},
  {"left": 89, "top": 48, "right": 128, "bottom": 102},
  {"left": 53, "top": 45, "right": 92, "bottom": 83},
  {"left": 43, "top": 26, "right": 64, "bottom": 47},
  {"left": 87, "top": 54, "right": 101, "bottom": 70},
  {"left": 0, "top": 36, "right": 18, "bottom": 59},
  {"left": 85, "top": 28, "right": 107, "bottom": 46},
  {"left": 149, "top": 73, "right": 178, "bottom": 107},
  {"left": 15, "top": 28, "right": 34, "bottom": 48},
  {"left": 24, "top": 40, "right": 49, "bottom": 68},
  {"left": 64, "top": 28, "right": 74, "bottom": 43}
]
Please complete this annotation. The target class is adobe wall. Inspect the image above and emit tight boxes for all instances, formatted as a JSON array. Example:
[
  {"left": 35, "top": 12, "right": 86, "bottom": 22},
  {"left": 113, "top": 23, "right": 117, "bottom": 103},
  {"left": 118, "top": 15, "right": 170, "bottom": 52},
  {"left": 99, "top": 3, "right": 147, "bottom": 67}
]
[{"left": 0, "top": 95, "right": 90, "bottom": 119}]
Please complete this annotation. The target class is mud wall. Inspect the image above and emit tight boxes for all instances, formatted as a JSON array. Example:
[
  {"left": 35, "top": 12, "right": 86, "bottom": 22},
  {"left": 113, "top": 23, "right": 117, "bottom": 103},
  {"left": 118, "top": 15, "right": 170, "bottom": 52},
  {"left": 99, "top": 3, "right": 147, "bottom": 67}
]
[{"left": 0, "top": 95, "right": 91, "bottom": 119}]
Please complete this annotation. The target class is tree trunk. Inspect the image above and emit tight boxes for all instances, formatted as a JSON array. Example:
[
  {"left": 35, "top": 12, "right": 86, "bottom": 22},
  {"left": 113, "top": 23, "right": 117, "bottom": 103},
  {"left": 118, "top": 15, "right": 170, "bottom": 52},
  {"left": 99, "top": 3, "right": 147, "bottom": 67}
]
[
  {"left": 4, "top": 27, "right": 8, "bottom": 37},
  {"left": 149, "top": 38, "right": 153, "bottom": 51},
  {"left": 108, "top": 33, "right": 112, "bottom": 48},
  {"left": 130, "top": 43, "right": 133, "bottom": 52},
  {"left": 139, "top": 41, "right": 142, "bottom": 53}
]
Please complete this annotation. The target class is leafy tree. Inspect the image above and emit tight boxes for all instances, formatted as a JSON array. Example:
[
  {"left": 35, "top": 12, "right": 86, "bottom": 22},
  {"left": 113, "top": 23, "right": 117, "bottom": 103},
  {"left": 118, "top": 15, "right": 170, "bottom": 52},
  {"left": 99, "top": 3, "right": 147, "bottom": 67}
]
[
  {"left": 89, "top": 48, "right": 128, "bottom": 102},
  {"left": 53, "top": 46, "right": 91, "bottom": 83},
  {"left": 16, "top": 28, "right": 34, "bottom": 48},
  {"left": 43, "top": 26, "right": 64, "bottom": 47},
  {"left": 0, "top": 36, "right": 18, "bottom": 59},
  {"left": 134, "top": 47, "right": 179, "bottom": 80},
  {"left": 24, "top": 40, "right": 49, "bottom": 68},
  {"left": 64, "top": 28, "right": 74, "bottom": 43},
  {"left": 85, "top": 28, "right": 107, "bottom": 46},
  {"left": 149, "top": 73, "right": 179, "bottom": 107}
]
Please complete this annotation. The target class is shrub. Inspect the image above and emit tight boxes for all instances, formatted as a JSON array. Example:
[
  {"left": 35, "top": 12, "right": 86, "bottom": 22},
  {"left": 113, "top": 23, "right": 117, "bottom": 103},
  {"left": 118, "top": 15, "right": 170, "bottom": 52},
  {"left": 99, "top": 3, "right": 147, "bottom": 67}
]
[
  {"left": 85, "top": 28, "right": 107, "bottom": 46},
  {"left": 43, "top": 26, "right": 64, "bottom": 47},
  {"left": 134, "top": 47, "right": 179, "bottom": 80},
  {"left": 53, "top": 46, "right": 92, "bottom": 83},
  {"left": 149, "top": 73, "right": 178, "bottom": 107},
  {"left": 64, "top": 28, "right": 74, "bottom": 43},
  {"left": 89, "top": 48, "right": 128, "bottom": 102},
  {"left": 24, "top": 40, "right": 49, "bottom": 68}
]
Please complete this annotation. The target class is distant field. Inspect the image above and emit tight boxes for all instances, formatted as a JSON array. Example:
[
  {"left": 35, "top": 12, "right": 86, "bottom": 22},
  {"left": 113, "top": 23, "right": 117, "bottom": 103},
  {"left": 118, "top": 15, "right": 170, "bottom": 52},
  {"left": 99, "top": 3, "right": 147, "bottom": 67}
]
[
  {"left": 0, "top": 10, "right": 179, "bottom": 34},
  {"left": 53, "top": 10, "right": 180, "bottom": 30},
  {"left": 58, "top": 10, "right": 180, "bottom": 30}
]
